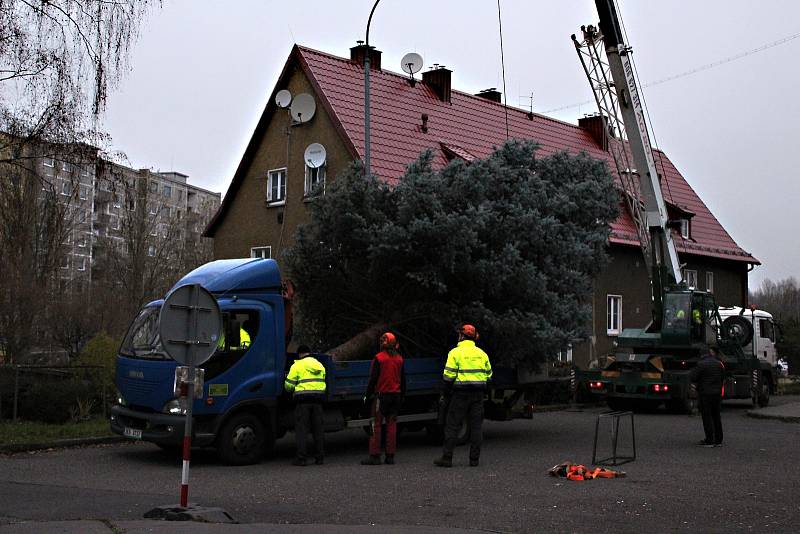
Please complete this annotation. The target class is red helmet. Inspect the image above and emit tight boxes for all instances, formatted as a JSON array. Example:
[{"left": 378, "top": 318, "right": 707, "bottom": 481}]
[
  {"left": 380, "top": 332, "right": 399, "bottom": 350},
  {"left": 459, "top": 324, "right": 478, "bottom": 340}
]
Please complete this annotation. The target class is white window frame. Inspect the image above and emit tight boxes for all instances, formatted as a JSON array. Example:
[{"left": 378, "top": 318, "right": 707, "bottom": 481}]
[
  {"left": 684, "top": 269, "right": 698, "bottom": 289},
  {"left": 61, "top": 255, "right": 70, "bottom": 269},
  {"left": 163, "top": 184, "right": 172, "bottom": 198},
  {"left": 147, "top": 245, "right": 156, "bottom": 257},
  {"left": 607, "top": 295, "right": 622, "bottom": 336},
  {"left": 304, "top": 164, "right": 326, "bottom": 197},
  {"left": 42, "top": 157, "right": 55, "bottom": 168},
  {"left": 76, "top": 256, "right": 86, "bottom": 272},
  {"left": 79, "top": 185, "right": 89, "bottom": 200},
  {"left": 680, "top": 219, "right": 689, "bottom": 239},
  {"left": 77, "top": 235, "right": 87, "bottom": 248},
  {"left": 706, "top": 272, "right": 714, "bottom": 293},
  {"left": 61, "top": 180, "right": 71, "bottom": 196},
  {"left": 267, "top": 168, "right": 287, "bottom": 204},
  {"left": 149, "top": 203, "right": 158, "bottom": 215},
  {"left": 62, "top": 161, "right": 72, "bottom": 173},
  {"left": 149, "top": 181, "right": 159, "bottom": 194},
  {"left": 250, "top": 246, "right": 272, "bottom": 259}
]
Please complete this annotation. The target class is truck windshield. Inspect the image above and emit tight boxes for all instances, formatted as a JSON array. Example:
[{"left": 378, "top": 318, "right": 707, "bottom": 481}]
[{"left": 119, "top": 306, "right": 168, "bottom": 360}]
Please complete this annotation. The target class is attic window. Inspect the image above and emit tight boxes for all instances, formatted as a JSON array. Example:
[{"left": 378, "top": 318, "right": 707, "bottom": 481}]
[
  {"left": 679, "top": 219, "right": 689, "bottom": 239},
  {"left": 304, "top": 164, "right": 326, "bottom": 197}
]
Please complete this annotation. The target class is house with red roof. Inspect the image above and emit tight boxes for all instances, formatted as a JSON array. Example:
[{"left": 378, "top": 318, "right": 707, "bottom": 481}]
[{"left": 204, "top": 44, "right": 757, "bottom": 366}]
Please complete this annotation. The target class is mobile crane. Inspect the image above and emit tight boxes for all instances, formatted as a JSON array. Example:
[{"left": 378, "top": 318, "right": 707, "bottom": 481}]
[{"left": 574, "top": 0, "right": 773, "bottom": 412}]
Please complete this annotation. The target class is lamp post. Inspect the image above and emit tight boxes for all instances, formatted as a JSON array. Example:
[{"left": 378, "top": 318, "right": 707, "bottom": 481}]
[{"left": 364, "top": 0, "right": 381, "bottom": 178}]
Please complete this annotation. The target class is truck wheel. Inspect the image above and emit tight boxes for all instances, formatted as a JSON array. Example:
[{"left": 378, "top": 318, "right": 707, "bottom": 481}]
[
  {"left": 756, "top": 374, "right": 770, "bottom": 408},
  {"left": 667, "top": 397, "right": 695, "bottom": 415},
  {"left": 217, "top": 412, "right": 266, "bottom": 466}
]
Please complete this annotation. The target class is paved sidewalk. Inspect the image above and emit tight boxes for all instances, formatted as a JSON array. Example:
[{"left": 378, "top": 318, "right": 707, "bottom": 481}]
[
  {"left": 0, "top": 519, "right": 484, "bottom": 533},
  {"left": 746, "top": 401, "right": 800, "bottom": 423}
]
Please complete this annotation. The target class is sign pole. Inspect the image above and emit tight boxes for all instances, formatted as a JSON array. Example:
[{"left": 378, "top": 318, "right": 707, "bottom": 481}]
[{"left": 179, "top": 284, "right": 200, "bottom": 508}]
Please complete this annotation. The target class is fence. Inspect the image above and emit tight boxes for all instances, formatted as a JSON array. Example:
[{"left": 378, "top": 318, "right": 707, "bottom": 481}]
[{"left": 0, "top": 364, "right": 110, "bottom": 423}]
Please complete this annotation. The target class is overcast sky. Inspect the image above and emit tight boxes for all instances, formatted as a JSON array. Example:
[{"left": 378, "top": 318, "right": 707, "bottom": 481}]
[{"left": 102, "top": 0, "right": 799, "bottom": 290}]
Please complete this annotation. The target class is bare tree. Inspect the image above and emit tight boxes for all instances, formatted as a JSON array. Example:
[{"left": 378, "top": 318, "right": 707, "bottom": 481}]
[{"left": 0, "top": 0, "right": 159, "bottom": 361}]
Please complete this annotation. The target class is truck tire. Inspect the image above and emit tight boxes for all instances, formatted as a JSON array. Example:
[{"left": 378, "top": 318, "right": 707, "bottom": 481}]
[
  {"left": 667, "top": 396, "right": 695, "bottom": 415},
  {"left": 217, "top": 412, "right": 267, "bottom": 466},
  {"left": 755, "top": 373, "right": 770, "bottom": 408}
]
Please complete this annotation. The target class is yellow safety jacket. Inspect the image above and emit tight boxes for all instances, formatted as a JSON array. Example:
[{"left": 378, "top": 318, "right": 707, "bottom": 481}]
[
  {"left": 217, "top": 326, "right": 251, "bottom": 350},
  {"left": 285, "top": 355, "right": 327, "bottom": 398},
  {"left": 443, "top": 340, "right": 492, "bottom": 389}
]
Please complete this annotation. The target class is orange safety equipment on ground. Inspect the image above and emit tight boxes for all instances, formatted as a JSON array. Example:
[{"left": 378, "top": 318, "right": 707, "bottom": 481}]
[
  {"left": 548, "top": 461, "right": 626, "bottom": 480},
  {"left": 380, "top": 332, "right": 399, "bottom": 350}
]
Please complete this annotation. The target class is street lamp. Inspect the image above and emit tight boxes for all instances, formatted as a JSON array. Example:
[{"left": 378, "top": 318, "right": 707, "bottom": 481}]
[{"left": 364, "top": 0, "right": 381, "bottom": 178}]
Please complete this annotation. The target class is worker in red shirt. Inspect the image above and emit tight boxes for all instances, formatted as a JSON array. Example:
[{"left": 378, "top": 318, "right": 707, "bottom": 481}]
[{"left": 361, "top": 332, "right": 406, "bottom": 465}]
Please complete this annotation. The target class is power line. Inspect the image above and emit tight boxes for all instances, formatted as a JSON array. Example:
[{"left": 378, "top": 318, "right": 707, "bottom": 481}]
[
  {"left": 497, "top": 0, "right": 509, "bottom": 139},
  {"left": 543, "top": 30, "right": 800, "bottom": 114}
]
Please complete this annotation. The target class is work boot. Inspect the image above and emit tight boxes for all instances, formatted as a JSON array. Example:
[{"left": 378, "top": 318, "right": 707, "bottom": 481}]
[
  {"left": 360, "top": 455, "right": 382, "bottom": 465},
  {"left": 384, "top": 454, "right": 395, "bottom": 465},
  {"left": 433, "top": 456, "right": 452, "bottom": 468},
  {"left": 469, "top": 459, "right": 479, "bottom": 467},
  {"left": 291, "top": 458, "right": 307, "bottom": 466}
]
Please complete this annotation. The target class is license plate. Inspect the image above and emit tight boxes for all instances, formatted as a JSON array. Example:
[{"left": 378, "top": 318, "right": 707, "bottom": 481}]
[{"left": 124, "top": 427, "right": 142, "bottom": 439}]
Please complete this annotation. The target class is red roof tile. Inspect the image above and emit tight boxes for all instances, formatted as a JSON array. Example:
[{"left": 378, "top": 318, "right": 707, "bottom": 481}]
[{"left": 297, "top": 45, "right": 756, "bottom": 264}]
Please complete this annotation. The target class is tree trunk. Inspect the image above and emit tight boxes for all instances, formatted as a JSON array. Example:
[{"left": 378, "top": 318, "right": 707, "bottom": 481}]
[{"left": 327, "top": 322, "right": 388, "bottom": 361}]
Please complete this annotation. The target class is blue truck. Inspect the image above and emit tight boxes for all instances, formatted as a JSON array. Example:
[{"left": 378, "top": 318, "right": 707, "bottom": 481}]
[{"left": 111, "top": 258, "right": 538, "bottom": 465}]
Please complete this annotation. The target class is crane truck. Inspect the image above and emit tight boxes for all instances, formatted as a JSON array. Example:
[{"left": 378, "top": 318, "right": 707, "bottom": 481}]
[{"left": 574, "top": 0, "right": 774, "bottom": 412}]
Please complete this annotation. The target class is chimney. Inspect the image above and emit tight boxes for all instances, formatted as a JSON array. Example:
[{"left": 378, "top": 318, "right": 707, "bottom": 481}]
[
  {"left": 350, "top": 41, "right": 382, "bottom": 70},
  {"left": 475, "top": 88, "right": 502, "bottom": 103},
  {"left": 423, "top": 65, "right": 452, "bottom": 103},
  {"left": 578, "top": 114, "right": 609, "bottom": 151}
]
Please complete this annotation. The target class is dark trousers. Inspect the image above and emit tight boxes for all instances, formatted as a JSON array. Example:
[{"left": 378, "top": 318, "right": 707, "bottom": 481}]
[
  {"left": 699, "top": 394, "right": 723, "bottom": 445},
  {"left": 368, "top": 393, "right": 401, "bottom": 456},
  {"left": 443, "top": 390, "right": 485, "bottom": 461},
  {"left": 294, "top": 402, "right": 324, "bottom": 460}
]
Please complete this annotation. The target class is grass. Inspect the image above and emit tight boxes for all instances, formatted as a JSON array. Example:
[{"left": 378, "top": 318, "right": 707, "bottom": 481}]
[{"left": 0, "top": 417, "right": 113, "bottom": 447}]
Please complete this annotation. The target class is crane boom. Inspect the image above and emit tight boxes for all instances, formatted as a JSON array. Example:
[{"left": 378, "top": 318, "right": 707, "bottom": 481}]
[{"left": 573, "top": 0, "right": 684, "bottom": 328}]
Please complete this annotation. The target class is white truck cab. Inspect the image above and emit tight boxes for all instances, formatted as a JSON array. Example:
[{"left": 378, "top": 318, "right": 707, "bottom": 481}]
[{"left": 718, "top": 306, "right": 779, "bottom": 365}]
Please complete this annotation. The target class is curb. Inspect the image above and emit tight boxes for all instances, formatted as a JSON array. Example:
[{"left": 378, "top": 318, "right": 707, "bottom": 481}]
[
  {"left": 0, "top": 436, "right": 125, "bottom": 454},
  {"left": 746, "top": 410, "right": 800, "bottom": 423}
]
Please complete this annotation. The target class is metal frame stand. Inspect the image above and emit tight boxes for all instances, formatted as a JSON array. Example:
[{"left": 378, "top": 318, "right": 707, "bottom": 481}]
[{"left": 592, "top": 410, "right": 636, "bottom": 466}]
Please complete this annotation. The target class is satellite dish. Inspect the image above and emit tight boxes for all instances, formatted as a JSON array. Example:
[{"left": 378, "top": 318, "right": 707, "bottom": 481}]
[
  {"left": 401, "top": 52, "right": 424, "bottom": 75},
  {"left": 304, "top": 143, "right": 327, "bottom": 168},
  {"left": 290, "top": 93, "right": 316, "bottom": 123},
  {"left": 275, "top": 89, "right": 292, "bottom": 108}
]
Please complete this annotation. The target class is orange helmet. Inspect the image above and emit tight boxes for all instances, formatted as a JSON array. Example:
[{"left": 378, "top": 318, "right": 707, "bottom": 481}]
[
  {"left": 380, "top": 332, "right": 398, "bottom": 350},
  {"left": 459, "top": 324, "right": 478, "bottom": 340}
]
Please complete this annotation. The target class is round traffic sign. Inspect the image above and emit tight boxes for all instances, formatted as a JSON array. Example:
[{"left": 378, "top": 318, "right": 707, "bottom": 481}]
[{"left": 159, "top": 284, "right": 221, "bottom": 366}]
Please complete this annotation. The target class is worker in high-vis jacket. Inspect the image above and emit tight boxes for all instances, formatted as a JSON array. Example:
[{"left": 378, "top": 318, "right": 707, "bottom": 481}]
[
  {"left": 284, "top": 345, "right": 326, "bottom": 466},
  {"left": 434, "top": 324, "right": 492, "bottom": 468}
]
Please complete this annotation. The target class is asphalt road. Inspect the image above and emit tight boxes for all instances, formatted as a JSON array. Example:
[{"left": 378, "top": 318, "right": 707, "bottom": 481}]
[{"left": 1, "top": 397, "right": 798, "bottom": 533}]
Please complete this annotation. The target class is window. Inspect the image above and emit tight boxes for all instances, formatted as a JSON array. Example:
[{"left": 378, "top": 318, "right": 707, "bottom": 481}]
[
  {"left": 706, "top": 272, "right": 714, "bottom": 293},
  {"left": 61, "top": 180, "right": 72, "bottom": 196},
  {"left": 204, "top": 310, "right": 259, "bottom": 380},
  {"left": 680, "top": 219, "right": 689, "bottom": 239},
  {"left": 556, "top": 345, "right": 573, "bottom": 363},
  {"left": 79, "top": 210, "right": 88, "bottom": 223},
  {"left": 80, "top": 166, "right": 91, "bottom": 177},
  {"left": 178, "top": 189, "right": 185, "bottom": 200},
  {"left": 61, "top": 256, "right": 69, "bottom": 269},
  {"left": 147, "top": 245, "right": 156, "bottom": 257},
  {"left": 113, "top": 193, "right": 121, "bottom": 208},
  {"left": 267, "top": 168, "right": 286, "bottom": 203},
  {"left": 684, "top": 269, "right": 698, "bottom": 288},
  {"left": 42, "top": 157, "right": 55, "bottom": 168},
  {"left": 77, "top": 235, "right": 87, "bottom": 248},
  {"left": 76, "top": 257, "right": 86, "bottom": 271},
  {"left": 163, "top": 184, "right": 172, "bottom": 198},
  {"left": 607, "top": 295, "right": 622, "bottom": 335},
  {"left": 112, "top": 215, "right": 121, "bottom": 230},
  {"left": 150, "top": 225, "right": 158, "bottom": 236},
  {"left": 126, "top": 193, "right": 136, "bottom": 211},
  {"left": 304, "top": 164, "right": 326, "bottom": 197},
  {"left": 62, "top": 162, "right": 72, "bottom": 173},
  {"left": 759, "top": 319, "right": 775, "bottom": 342},
  {"left": 149, "top": 181, "right": 158, "bottom": 194},
  {"left": 149, "top": 203, "right": 158, "bottom": 215},
  {"left": 79, "top": 185, "right": 89, "bottom": 200},
  {"left": 250, "top": 246, "right": 271, "bottom": 259}
]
